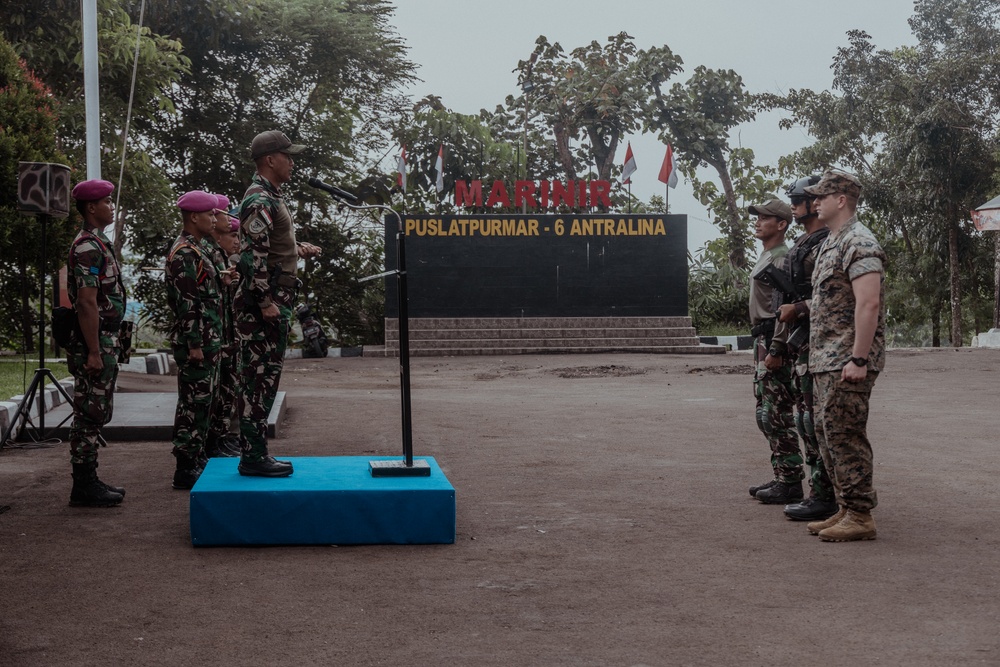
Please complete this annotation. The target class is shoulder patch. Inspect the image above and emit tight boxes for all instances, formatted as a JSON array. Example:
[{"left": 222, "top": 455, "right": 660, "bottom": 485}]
[{"left": 247, "top": 218, "right": 267, "bottom": 235}]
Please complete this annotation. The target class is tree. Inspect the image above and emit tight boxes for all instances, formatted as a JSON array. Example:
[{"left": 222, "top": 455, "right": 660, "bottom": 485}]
[
  {"left": 640, "top": 62, "right": 760, "bottom": 270},
  {"left": 511, "top": 33, "right": 662, "bottom": 185},
  {"left": 773, "top": 0, "right": 1000, "bottom": 346},
  {"left": 0, "top": 36, "right": 72, "bottom": 351}
]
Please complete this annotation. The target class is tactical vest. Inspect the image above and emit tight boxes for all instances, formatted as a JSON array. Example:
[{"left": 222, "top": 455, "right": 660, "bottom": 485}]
[{"left": 787, "top": 227, "right": 830, "bottom": 300}]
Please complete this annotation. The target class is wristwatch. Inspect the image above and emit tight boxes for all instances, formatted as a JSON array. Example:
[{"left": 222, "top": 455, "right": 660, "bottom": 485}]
[{"left": 849, "top": 356, "right": 868, "bottom": 367}]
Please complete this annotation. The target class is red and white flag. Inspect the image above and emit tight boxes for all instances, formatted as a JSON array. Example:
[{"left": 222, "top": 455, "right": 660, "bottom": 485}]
[
  {"left": 435, "top": 144, "right": 445, "bottom": 193},
  {"left": 621, "top": 142, "right": 637, "bottom": 184},
  {"left": 397, "top": 144, "right": 407, "bottom": 193},
  {"left": 658, "top": 143, "right": 678, "bottom": 189}
]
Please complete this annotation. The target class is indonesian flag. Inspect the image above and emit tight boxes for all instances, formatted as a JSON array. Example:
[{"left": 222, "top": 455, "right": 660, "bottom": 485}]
[
  {"left": 435, "top": 143, "right": 445, "bottom": 193},
  {"left": 658, "top": 143, "right": 678, "bottom": 189},
  {"left": 397, "top": 144, "right": 407, "bottom": 193},
  {"left": 621, "top": 142, "right": 637, "bottom": 184}
]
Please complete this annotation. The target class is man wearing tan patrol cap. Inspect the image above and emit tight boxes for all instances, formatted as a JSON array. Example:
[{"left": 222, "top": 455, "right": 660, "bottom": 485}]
[
  {"left": 801, "top": 170, "right": 886, "bottom": 542},
  {"left": 746, "top": 198, "right": 806, "bottom": 506},
  {"left": 234, "top": 130, "right": 321, "bottom": 477}
]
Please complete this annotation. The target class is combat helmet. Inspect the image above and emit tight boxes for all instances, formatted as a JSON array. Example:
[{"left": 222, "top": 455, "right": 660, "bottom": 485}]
[{"left": 785, "top": 175, "right": 821, "bottom": 222}]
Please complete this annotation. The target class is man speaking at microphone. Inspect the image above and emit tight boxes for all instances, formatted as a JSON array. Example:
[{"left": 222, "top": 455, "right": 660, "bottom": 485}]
[{"left": 234, "top": 130, "right": 321, "bottom": 477}]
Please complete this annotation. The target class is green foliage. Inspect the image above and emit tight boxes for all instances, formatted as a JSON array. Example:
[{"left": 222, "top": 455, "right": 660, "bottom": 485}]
[
  {"left": 772, "top": 0, "right": 1000, "bottom": 346},
  {"left": 640, "top": 62, "right": 760, "bottom": 269},
  {"left": 0, "top": 36, "right": 73, "bottom": 351},
  {"left": 687, "top": 239, "right": 750, "bottom": 332}
]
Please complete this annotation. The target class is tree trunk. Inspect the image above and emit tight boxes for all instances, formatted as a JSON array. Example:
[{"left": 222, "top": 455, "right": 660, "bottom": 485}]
[
  {"left": 708, "top": 156, "right": 746, "bottom": 270},
  {"left": 932, "top": 299, "right": 942, "bottom": 347},
  {"left": 948, "top": 219, "right": 962, "bottom": 347},
  {"left": 18, "top": 250, "right": 33, "bottom": 352}
]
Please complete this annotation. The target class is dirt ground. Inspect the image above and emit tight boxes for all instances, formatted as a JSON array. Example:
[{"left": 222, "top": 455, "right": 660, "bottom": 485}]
[{"left": 1, "top": 348, "right": 999, "bottom": 666}]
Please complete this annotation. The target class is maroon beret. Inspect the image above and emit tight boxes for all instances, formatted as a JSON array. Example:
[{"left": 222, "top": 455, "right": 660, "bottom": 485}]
[
  {"left": 228, "top": 216, "right": 240, "bottom": 232},
  {"left": 215, "top": 194, "right": 230, "bottom": 211},
  {"left": 71, "top": 179, "right": 115, "bottom": 201},
  {"left": 176, "top": 190, "right": 219, "bottom": 213}
]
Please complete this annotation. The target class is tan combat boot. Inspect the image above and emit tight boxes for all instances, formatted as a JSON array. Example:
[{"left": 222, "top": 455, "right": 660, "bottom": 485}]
[
  {"left": 818, "top": 509, "right": 876, "bottom": 542},
  {"left": 807, "top": 506, "right": 846, "bottom": 535}
]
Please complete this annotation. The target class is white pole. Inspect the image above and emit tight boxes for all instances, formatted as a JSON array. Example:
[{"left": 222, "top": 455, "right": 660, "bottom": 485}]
[{"left": 82, "top": 0, "right": 101, "bottom": 179}]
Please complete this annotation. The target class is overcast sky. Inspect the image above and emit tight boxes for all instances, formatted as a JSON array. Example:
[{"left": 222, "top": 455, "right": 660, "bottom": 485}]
[{"left": 386, "top": 0, "right": 919, "bottom": 254}]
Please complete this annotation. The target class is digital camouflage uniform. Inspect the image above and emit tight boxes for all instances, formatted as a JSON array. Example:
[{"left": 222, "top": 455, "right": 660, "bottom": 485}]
[
  {"left": 203, "top": 236, "right": 237, "bottom": 443},
  {"left": 749, "top": 243, "right": 804, "bottom": 483},
  {"left": 235, "top": 173, "right": 300, "bottom": 462},
  {"left": 67, "top": 229, "right": 125, "bottom": 465},
  {"left": 166, "top": 232, "right": 223, "bottom": 461},
  {"left": 809, "top": 215, "right": 886, "bottom": 513},
  {"left": 770, "top": 228, "right": 834, "bottom": 501}
]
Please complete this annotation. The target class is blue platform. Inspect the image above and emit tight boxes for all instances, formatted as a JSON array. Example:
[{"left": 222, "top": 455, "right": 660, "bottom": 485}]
[{"left": 189, "top": 456, "right": 456, "bottom": 546}]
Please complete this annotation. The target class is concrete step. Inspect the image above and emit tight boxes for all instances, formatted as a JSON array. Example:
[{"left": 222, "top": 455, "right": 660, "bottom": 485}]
[
  {"left": 384, "top": 336, "right": 702, "bottom": 350},
  {"left": 389, "top": 327, "right": 698, "bottom": 341},
  {"left": 384, "top": 316, "right": 694, "bottom": 330},
  {"left": 364, "top": 344, "right": 725, "bottom": 357}
]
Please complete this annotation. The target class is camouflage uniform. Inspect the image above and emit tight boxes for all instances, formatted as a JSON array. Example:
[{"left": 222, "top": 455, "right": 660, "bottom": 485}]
[
  {"left": 749, "top": 243, "right": 803, "bottom": 483},
  {"left": 67, "top": 228, "right": 126, "bottom": 464},
  {"left": 203, "top": 236, "right": 238, "bottom": 444},
  {"left": 166, "top": 232, "right": 224, "bottom": 461},
  {"left": 809, "top": 215, "right": 886, "bottom": 513},
  {"left": 770, "top": 228, "right": 834, "bottom": 501},
  {"left": 235, "top": 173, "right": 300, "bottom": 462}
]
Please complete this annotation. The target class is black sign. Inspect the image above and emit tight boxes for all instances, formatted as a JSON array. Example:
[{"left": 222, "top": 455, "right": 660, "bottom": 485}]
[{"left": 384, "top": 214, "right": 688, "bottom": 318}]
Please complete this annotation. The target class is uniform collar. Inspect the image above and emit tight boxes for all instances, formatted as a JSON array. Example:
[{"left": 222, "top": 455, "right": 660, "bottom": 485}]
[{"left": 252, "top": 172, "right": 282, "bottom": 196}]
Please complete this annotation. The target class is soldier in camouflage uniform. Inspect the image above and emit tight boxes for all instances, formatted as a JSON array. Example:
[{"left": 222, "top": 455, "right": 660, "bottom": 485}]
[
  {"left": 746, "top": 198, "right": 804, "bottom": 505},
  {"left": 768, "top": 176, "right": 838, "bottom": 522},
  {"left": 234, "top": 130, "right": 321, "bottom": 477},
  {"left": 166, "top": 190, "right": 225, "bottom": 489},
  {"left": 202, "top": 194, "right": 241, "bottom": 458},
  {"left": 802, "top": 171, "right": 886, "bottom": 542},
  {"left": 66, "top": 179, "right": 127, "bottom": 507}
]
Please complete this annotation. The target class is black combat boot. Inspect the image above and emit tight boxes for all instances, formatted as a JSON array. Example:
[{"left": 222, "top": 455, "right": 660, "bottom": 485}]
[
  {"left": 783, "top": 495, "right": 839, "bottom": 521},
  {"left": 93, "top": 460, "right": 125, "bottom": 498},
  {"left": 749, "top": 478, "right": 778, "bottom": 498},
  {"left": 172, "top": 453, "right": 203, "bottom": 490},
  {"left": 238, "top": 455, "right": 294, "bottom": 477},
  {"left": 755, "top": 480, "right": 803, "bottom": 504},
  {"left": 205, "top": 432, "right": 239, "bottom": 458},
  {"left": 69, "top": 461, "right": 124, "bottom": 507}
]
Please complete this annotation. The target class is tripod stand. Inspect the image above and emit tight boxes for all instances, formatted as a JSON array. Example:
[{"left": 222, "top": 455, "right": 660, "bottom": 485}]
[{"left": 1, "top": 213, "right": 76, "bottom": 446}]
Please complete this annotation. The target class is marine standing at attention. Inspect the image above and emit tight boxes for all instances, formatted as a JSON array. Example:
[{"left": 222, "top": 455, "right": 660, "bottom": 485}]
[
  {"left": 202, "top": 194, "right": 241, "bottom": 459},
  {"left": 746, "top": 198, "right": 805, "bottom": 505},
  {"left": 166, "top": 190, "right": 224, "bottom": 490},
  {"left": 66, "top": 179, "right": 127, "bottom": 507},
  {"left": 234, "top": 130, "right": 321, "bottom": 477},
  {"left": 802, "top": 170, "right": 886, "bottom": 542},
  {"left": 768, "top": 176, "right": 838, "bottom": 522}
]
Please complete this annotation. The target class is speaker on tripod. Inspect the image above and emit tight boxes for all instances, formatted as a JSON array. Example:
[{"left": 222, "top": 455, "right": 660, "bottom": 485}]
[{"left": 1, "top": 162, "right": 76, "bottom": 445}]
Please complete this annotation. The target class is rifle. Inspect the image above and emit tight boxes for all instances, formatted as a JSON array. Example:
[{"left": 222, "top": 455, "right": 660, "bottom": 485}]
[{"left": 753, "top": 264, "right": 809, "bottom": 354}]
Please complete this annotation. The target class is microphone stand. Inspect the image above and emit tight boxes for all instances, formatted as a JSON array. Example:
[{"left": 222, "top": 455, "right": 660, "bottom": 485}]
[{"left": 316, "top": 189, "right": 429, "bottom": 477}]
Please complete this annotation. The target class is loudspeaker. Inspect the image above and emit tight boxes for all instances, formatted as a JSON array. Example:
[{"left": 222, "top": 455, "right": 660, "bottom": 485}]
[{"left": 18, "top": 162, "right": 71, "bottom": 218}]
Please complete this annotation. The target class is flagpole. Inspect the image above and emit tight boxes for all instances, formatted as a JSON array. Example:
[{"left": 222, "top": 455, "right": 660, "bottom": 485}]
[{"left": 628, "top": 181, "right": 632, "bottom": 214}]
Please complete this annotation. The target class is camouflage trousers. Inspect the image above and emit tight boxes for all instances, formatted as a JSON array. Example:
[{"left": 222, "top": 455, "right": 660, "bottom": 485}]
[
  {"left": 66, "top": 335, "right": 120, "bottom": 464},
  {"left": 791, "top": 350, "right": 834, "bottom": 501},
  {"left": 754, "top": 336, "right": 804, "bottom": 482},
  {"left": 171, "top": 345, "right": 220, "bottom": 460},
  {"left": 235, "top": 298, "right": 292, "bottom": 462},
  {"left": 209, "top": 343, "right": 238, "bottom": 441},
  {"left": 812, "top": 370, "right": 879, "bottom": 512}
]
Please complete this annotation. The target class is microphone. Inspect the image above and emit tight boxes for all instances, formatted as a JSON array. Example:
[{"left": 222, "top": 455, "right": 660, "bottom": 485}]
[{"left": 307, "top": 177, "right": 360, "bottom": 205}]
